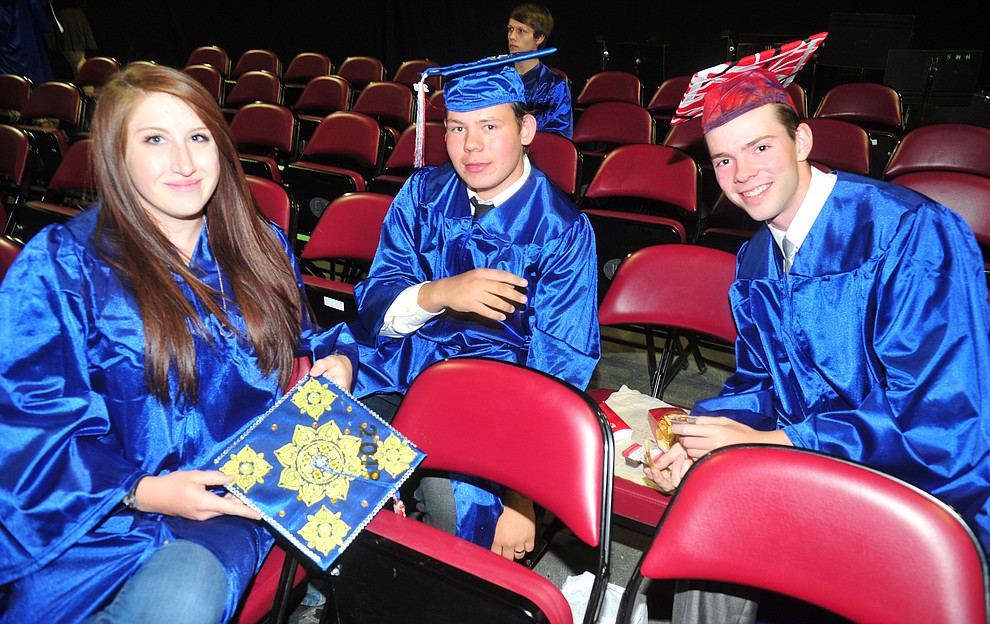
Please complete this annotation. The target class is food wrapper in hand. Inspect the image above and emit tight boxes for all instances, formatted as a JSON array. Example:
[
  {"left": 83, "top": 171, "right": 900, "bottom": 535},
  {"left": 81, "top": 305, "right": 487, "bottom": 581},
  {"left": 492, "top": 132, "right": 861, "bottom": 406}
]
[{"left": 648, "top": 407, "right": 697, "bottom": 451}]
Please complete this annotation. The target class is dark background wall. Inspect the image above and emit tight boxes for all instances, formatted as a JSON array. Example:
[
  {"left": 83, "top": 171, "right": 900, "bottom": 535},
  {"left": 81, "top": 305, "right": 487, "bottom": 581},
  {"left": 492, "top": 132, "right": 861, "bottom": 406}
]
[{"left": 75, "top": 0, "right": 988, "bottom": 113}]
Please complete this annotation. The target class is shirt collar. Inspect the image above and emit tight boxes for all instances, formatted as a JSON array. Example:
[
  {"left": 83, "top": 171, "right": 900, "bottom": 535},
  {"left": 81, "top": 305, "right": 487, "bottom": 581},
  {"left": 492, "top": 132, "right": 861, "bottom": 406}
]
[
  {"left": 768, "top": 166, "right": 837, "bottom": 252},
  {"left": 467, "top": 155, "right": 531, "bottom": 212}
]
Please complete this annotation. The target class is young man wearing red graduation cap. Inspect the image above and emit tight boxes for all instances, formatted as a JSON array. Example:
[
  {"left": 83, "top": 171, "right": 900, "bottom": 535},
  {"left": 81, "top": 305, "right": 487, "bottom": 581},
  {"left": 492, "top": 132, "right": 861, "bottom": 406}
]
[
  {"left": 645, "top": 67, "right": 990, "bottom": 621},
  {"left": 347, "top": 54, "right": 600, "bottom": 561}
]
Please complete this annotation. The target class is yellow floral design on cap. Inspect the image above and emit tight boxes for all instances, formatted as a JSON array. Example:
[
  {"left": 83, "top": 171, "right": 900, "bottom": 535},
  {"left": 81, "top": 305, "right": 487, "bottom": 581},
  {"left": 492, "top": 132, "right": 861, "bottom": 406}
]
[
  {"left": 374, "top": 434, "right": 418, "bottom": 478},
  {"left": 299, "top": 505, "right": 351, "bottom": 556},
  {"left": 291, "top": 377, "right": 338, "bottom": 421},
  {"left": 219, "top": 445, "right": 273, "bottom": 492},
  {"left": 274, "top": 422, "right": 363, "bottom": 506}
]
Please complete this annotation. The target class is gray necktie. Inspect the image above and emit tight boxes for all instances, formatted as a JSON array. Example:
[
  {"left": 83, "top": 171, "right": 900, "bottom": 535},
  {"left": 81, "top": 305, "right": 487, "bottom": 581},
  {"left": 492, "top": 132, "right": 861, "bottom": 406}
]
[
  {"left": 470, "top": 196, "right": 495, "bottom": 220},
  {"left": 782, "top": 236, "right": 797, "bottom": 274}
]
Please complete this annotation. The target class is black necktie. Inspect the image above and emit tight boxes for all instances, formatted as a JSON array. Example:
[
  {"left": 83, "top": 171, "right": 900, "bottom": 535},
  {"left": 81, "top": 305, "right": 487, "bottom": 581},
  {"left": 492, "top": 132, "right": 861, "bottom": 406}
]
[{"left": 470, "top": 196, "right": 495, "bottom": 220}]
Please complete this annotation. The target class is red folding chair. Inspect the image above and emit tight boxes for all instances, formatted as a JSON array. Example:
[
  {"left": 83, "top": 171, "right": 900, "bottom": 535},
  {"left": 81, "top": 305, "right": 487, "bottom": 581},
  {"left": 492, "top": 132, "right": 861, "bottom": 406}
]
[
  {"left": 321, "top": 357, "right": 614, "bottom": 624},
  {"left": 246, "top": 174, "right": 296, "bottom": 242},
  {"left": 617, "top": 445, "right": 989, "bottom": 624}
]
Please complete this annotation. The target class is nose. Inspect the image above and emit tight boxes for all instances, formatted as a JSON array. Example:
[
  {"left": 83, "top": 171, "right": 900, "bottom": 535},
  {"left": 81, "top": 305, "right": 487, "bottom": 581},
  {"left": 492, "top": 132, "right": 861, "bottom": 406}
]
[
  {"left": 171, "top": 142, "right": 195, "bottom": 175},
  {"left": 733, "top": 157, "right": 756, "bottom": 184},
  {"left": 463, "top": 127, "right": 483, "bottom": 152}
]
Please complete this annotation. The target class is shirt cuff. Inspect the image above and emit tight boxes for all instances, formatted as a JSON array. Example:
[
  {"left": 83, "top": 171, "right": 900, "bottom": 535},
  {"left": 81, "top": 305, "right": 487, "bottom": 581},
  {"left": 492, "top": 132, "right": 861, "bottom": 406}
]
[{"left": 380, "top": 282, "right": 443, "bottom": 337}]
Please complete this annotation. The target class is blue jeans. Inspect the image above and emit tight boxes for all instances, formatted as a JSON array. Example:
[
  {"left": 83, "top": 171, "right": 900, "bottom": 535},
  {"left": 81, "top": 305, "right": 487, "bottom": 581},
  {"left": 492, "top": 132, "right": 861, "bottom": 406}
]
[{"left": 83, "top": 540, "right": 228, "bottom": 624}]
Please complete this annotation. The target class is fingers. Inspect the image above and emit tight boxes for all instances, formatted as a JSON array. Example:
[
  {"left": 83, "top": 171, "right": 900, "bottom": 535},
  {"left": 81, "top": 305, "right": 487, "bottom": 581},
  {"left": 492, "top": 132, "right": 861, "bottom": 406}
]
[{"left": 311, "top": 355, "right": 353, "bottom": 390}]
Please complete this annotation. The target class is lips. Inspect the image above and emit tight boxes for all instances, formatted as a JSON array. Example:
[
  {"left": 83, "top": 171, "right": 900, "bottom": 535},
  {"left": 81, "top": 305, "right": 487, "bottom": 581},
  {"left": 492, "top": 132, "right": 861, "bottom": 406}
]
[
  {"left": 166, "top": 179, "right": 202, "bottom": 192},
  {"left": 741, "top": 182, "right": 770, "bottom": 199},
  {"left": 462, "top": 162, "right": 489, "bottom": 174}
]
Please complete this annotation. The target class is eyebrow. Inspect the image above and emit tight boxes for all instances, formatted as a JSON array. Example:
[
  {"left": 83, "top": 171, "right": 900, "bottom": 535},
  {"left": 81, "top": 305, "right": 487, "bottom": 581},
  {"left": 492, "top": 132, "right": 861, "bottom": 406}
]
[{"left": 709, "top": 133, "right": 775, "bottom": 160}]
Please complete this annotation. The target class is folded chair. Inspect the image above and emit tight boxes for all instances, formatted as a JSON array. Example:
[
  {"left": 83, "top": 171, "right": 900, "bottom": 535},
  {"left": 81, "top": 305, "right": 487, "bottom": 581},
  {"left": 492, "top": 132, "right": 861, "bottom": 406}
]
[
  {"left": 282, "top": 52, "right": 333, "bottom": 106},
  {"left": 0, "top": 73, "right": 33, "bottom": 123},
  {"left": 813, "top": 82, "right": 903, "bottom": 177},
  {"left": 368, "top": 122, "right": 448, "bottom": 196},
  {"left": 246, "top": 174, "right": 296, "bottom": 243},
  {"left": 617, "top": 445, "right": 989, "bottom": 624},
  {"left": 18, "top": 137, "right": 96, "bottom": 240},
  {"left": 527, "top": 130, "right": 583, "bottom": 200},
  {"left": 597, "top": 243, "right": 736, "bottom": 400},
  {"left": 282, "top": 111, "right": 385, "bottom": 248},
  {"left": 883, "top": 122, "right": 990, "bottom": 179},
  {"left": 297, "top": 191, "right": 392, "bottom": 328},
  {"left": 292, "top": 75, "right": 351, "bottom": 147},
  {"left": 579, "top": 143, "right": 702, "bottom": 302},
  {"left": 323, "top": 357, "right": 614, "bottom": 624},
  {"left": 229, "top": 102, "right": 298, "bottom": 183}
]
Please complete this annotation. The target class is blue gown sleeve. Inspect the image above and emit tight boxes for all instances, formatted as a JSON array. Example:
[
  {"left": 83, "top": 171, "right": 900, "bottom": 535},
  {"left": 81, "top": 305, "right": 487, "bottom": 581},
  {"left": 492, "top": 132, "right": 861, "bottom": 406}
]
[
  {"left": 527, "top": 213, "right": 600, "bottom": 390},
  {"left": 0, "top": 228, "right": 145, "bottom": 582},
  {"left": 536, "top": 75, "right": 573, "bottom": 139}
]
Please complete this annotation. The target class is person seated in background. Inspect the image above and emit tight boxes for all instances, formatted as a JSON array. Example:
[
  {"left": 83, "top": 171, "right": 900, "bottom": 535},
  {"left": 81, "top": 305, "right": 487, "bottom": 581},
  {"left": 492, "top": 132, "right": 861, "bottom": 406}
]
[
  {"left": 0, "top": 63, "right": 355, "bottom": 624},
  {"left": 347, "top": 51, "right": 600, "bottom": 560},
  {"left": 507, "top": 2, "right": 573, "bottom": 138},
  {"left": 644, "top": 68, "right": 990, "bottom": 622}
]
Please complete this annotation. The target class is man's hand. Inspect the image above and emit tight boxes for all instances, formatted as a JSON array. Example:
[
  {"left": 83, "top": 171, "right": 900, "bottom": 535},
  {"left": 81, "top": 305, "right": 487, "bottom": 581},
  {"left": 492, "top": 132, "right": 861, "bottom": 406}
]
[
  {"left": 643, "top": 442, "right": 693, "bottom": 494},
  {"left": 491, "top": 489, "right": 536, "bottom": 560},
  {"left": 418, "top": 268, "right": 528, "bottom": 320},
  {"left": 310, "top": 354, "right": 354, "bottom": 390},
  {"left": 131, "top": 471, "right": 262, "bottom": 521},
  {"left": 673, "top": 416, "right": 793, "bottom": 459}
]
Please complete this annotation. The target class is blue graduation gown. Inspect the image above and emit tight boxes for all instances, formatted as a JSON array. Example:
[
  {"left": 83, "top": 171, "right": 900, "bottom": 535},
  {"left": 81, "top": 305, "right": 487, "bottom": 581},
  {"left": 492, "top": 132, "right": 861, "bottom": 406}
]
[
  {"left": 352, "top": 162, "right": 600, "bottom": 397},
  {"left": 695, "top": 173, "right": 990, "bottom": 553},
  {"left": 519, "top": 61, "right": 573, "bottom": 139},
  {"left": 0, "top": 206, "right": 351, "bottom": 623},
  {"left": 350, "top": 163, "right": 600, "bottom": 546}
]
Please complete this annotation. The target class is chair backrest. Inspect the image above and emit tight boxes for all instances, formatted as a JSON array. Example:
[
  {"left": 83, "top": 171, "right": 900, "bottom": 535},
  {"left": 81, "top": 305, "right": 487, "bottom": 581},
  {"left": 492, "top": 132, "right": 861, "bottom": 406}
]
[
  {"left": 381, "top": 121, "right": 449, "bottom": 170},
  {"left": 813, "top": 82, "right": 903, "bottom": 135},
  {"left": 293, "top": 75, "right": 350, "bottom": 116},
  {"left": 337, "top": 56, "right": 386, "bottom": 89},
  {"left": 527, "top": 131, "right": 581, "bottom": 197},
  {"left": 232, "top": 48, "right": 282, "bottom": 78},
  {"left": 423, "top": 89, "right": 446, "bottom": 122},
  {"left": 183, "top": 64, "right": 224, "bottom": 104},
  {"left": 74, "top": 56, "right": 121, "bottom": 88},
  {"left": 884, "top": 123, "right": 990, "bottom": 179},
  {"left": 43, "top": 137, "right": 96, "bottom": 194},
  {"left": 598, "top": 243, "right": 737, "bottom": 344},
  {"left": 576, "top": 71, "right": 643, "bottom": 107},
  {"left": 583, "top": 143, "right": 701, "bottom": 215},
  {"left": 786, "top": 81, "right": 808, "bottom": 118},
  {"left": 890, "top": 171, "right": 990, "bottom": 246},
  {"left": 283, "top": 52, "right": 333, "bottom": 85},
  {"left": 392, "top": 58, "right": 441, "bottom": 90},
  {"left": 646, "top": 75, "right": 691, "bottom": 123},
  {"left": 298, "top": 111, "right": 384, "bottom": 170},
  {"left": 622, "top": 445, "right": 988, "bottom": 624},
  {"left": 393, "top": 356, "right": 613, "bottom": 558},
  {"left": 572, "top": 101, "right": 654, "bottom": 148},
  {"left": 246, "top": 174, "right": 294, "bottom": 236},
  {"left": 186, "top": 45, "right": 230, "bottom": 77},
  {"left": 0, "top": 234, "right": 23, "bottom": 283},
  {"left": 230, "top": 102, "right": 297, "bottom": 155},
  {"left": 802, "top": 118, "right": 871, "bottom": 176},
  {"left": 0, "top": 74, "right": 33, "bottom": 119},
  {"left": 351, "top": 81, "right": 414, "bottom": 129},
  {"left": 20, "top": 81, "right": 84, "bottom": 128},
  {"left": 300, "top": 191, "right": 392, "bottom": 263},
  {"left": 0, "top": 125, "right": 33, "bottom": 187},
  {"left": 225, "top": 70, "right": 282, "bottom": 108}
]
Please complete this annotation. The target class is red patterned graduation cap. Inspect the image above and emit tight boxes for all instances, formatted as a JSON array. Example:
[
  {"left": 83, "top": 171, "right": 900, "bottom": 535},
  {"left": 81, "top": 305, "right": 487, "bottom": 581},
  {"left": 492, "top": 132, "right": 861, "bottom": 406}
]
[
  {"left": 672, "top": 32, "right": 828, "bottom": 129},
  {"left": 412, "top": 48, "right": 557, "bottom": 167}
]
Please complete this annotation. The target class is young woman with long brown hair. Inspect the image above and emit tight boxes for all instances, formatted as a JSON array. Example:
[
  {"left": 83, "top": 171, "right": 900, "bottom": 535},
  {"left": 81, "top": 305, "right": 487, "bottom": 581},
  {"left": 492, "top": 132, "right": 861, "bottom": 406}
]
[{"left": 0, "top": 63, "right": 354, "bottom": 624}]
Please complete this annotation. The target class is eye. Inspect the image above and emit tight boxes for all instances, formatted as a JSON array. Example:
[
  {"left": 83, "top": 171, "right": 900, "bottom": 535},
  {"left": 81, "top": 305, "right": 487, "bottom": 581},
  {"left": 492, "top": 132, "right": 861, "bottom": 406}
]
[
  {"left": 191, "top": 133, "right": 211, "bottom": 143},
  {"left": 144, "top": 134, "right": 165, "bottom": 144}
]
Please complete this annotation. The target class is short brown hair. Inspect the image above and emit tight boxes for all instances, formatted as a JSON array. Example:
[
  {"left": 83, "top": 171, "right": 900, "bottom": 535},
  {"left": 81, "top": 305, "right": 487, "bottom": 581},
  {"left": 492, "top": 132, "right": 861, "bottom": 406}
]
[{"left": 510, "top": 3, "right": 554, "bottom": 47}]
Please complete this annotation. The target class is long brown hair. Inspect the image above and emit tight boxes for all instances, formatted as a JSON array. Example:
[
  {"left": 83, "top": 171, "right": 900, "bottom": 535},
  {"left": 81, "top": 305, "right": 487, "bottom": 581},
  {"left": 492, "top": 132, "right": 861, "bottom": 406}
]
[{"left": 91, "top": 63, "right": 307, "bottom": 405}]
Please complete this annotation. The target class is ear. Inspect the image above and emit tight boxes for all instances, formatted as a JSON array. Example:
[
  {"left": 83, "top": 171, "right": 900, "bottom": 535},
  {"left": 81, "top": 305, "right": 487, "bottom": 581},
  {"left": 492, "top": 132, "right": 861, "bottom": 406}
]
[
  {"left": 535, "top": 33, "right": 546, "bottom": 47},
  {"left": 794, "top": 121, "right": 813, "bottom": 161},
  {"left": 520, "top": 114, "right": 538, "bottom": 146}
]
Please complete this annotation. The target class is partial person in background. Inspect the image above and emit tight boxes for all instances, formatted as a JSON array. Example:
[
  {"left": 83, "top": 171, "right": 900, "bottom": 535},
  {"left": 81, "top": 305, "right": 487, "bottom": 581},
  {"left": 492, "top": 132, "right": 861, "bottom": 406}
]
[
  {"left": 0, "top": 0, "right": 55, "bottom": 84},
  {"left": 0, "top": 63, "right": 355, "bottom": 624},
  {"left": 644, "top": 68, "right": 990, "bottom": 623},
  {"left": 49, "top": 0, "right": 98, "bottom": 75},
  {"left": 507, "top": 2, "right": 573, "bottom": 138}
]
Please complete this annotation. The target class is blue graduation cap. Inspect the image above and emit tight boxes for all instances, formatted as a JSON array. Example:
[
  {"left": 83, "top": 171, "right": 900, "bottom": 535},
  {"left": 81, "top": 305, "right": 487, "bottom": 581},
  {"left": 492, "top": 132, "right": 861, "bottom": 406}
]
[{"left": 413, "top": 48, "right": 558, "bottom": 166}]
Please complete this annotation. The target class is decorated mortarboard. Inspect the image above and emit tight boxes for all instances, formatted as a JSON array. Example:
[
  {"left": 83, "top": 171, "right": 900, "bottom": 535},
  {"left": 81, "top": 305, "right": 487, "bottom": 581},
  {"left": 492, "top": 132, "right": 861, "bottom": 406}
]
[
  {"left": 671, "top": 32, "right": 828, "bottom": 130},
  {"left": 412, "top": 48, "right": 557, "bottom": 167},
  {"left": 212, "top": 376, "right": 426, "bottom": 570}
]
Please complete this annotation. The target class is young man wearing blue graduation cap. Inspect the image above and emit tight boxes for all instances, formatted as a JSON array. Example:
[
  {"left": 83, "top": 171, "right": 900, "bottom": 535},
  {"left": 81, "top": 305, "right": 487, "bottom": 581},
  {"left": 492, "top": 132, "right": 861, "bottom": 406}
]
[
  {"left": 507, "top": 3, "right": 573, "bottom": 138},
  {"left": 644, "top": 66, "right": 990, "bottom": 622},
  {"left": 347, "top": 51, "right": 600, "bottom": 560}
]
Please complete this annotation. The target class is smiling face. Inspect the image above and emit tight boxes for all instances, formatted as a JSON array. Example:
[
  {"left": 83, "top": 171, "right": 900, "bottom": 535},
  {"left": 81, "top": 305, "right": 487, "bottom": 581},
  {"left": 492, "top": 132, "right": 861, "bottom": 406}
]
[
  {"left": 705, "top": 103, "right": 813, "bottom": 230},
  {"left": 445, "top": 103, "right": 536, "bottom": 200},
  {"left": 507, "top": 18, "right": 544, "bottom": 54},
  {"left": 124, "top": 92, "right": 220, "bottom": 237}
]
